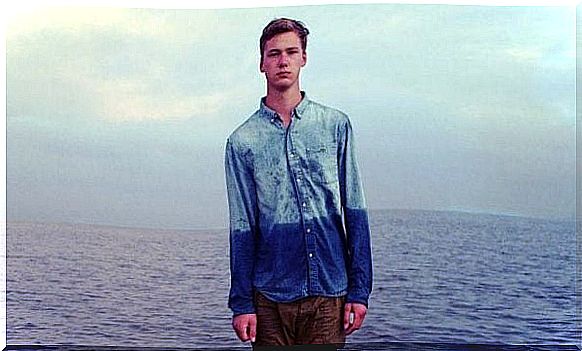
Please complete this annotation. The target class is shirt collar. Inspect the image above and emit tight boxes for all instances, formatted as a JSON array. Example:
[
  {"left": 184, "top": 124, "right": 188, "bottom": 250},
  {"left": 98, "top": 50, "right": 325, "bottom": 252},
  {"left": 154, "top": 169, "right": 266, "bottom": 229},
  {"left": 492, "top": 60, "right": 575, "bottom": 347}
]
[{"left": 259, "top": 91, "right": 310, "bottom": 120}]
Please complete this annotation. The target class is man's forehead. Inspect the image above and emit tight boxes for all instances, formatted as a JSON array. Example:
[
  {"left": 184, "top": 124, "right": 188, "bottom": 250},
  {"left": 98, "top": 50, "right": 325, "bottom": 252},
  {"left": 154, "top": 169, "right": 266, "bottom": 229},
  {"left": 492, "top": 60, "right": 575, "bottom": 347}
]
[{"left": 264, "top": 32, "right": 302, "bottom": 50}]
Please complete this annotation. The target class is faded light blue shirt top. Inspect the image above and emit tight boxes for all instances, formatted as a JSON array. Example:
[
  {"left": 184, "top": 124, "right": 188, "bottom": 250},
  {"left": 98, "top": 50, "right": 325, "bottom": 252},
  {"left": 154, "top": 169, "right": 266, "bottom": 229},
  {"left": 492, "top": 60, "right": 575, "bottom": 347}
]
[{"left": 225, "top": 92, "right": 372, "bottom": 316}]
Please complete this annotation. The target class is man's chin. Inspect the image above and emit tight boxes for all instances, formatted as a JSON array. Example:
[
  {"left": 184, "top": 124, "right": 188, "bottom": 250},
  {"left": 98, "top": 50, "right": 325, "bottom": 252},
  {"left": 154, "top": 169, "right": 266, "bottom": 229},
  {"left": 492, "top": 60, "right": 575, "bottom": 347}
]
[{"left": 269, "top": 80, "right": 296, "bottom": 91}]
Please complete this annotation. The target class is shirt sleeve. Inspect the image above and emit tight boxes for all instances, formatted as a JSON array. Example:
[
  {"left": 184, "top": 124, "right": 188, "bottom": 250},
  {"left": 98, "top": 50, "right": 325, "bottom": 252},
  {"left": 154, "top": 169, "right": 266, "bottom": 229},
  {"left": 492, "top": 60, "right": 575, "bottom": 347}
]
[
  {"left": 337, "top": 117, "right": 373, "bottom": 308},
  {"left": 224, "top": 138, "right": 258, "bottom": 316}
]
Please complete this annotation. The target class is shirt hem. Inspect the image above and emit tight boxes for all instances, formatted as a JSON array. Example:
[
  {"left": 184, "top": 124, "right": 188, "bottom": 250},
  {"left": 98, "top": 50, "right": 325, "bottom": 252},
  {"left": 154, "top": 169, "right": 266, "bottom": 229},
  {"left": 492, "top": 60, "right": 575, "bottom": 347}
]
[{"left": 256, "top": 288, "right": 348, "bottom": 304}]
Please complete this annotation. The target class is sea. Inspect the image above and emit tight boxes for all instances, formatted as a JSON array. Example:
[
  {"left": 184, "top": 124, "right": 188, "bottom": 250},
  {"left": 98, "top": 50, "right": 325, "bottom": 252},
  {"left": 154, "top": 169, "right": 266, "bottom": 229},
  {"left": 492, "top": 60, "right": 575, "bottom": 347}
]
[{"left": 6, "top": 209, "right": 579, "bottom": 349}]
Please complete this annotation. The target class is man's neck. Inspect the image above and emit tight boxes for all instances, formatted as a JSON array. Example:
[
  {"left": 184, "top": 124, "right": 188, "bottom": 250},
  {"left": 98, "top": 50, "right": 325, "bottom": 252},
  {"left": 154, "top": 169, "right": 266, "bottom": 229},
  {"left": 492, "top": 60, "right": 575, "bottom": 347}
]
[{"left": 264, "top": 87, "right": 303, "bottom": 126}]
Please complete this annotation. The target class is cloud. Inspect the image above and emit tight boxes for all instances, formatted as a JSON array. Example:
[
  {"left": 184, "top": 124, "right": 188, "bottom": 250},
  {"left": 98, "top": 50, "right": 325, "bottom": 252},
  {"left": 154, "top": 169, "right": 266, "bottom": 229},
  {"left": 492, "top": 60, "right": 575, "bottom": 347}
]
[
  {"left": 6, "top": 4, "right": 576, "bottom": 226},
  {"left": 7, "top": 7, "right": 128, "bottom": 36},
  {"left": 96, "top": 78, "right": 230, "bottom": 121},
  {"left": 505, "top": 47, "right": 544, "bottom": 61},
  {"left": 7, "top": 7, "right": 209, "bottom": 41},
  {"left": 7, "top": 7, "right": 264, "bottom": 123}
]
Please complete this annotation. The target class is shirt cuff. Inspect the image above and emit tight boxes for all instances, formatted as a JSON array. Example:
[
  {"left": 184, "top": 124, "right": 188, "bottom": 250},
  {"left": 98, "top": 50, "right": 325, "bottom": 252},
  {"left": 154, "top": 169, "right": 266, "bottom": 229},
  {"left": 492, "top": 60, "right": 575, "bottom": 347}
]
[
  {"left": 229, "top": 300, "right": 256, "bottom": 316},
  {"left": 346, "top": 290, "right": 370, "bottom": 308}
]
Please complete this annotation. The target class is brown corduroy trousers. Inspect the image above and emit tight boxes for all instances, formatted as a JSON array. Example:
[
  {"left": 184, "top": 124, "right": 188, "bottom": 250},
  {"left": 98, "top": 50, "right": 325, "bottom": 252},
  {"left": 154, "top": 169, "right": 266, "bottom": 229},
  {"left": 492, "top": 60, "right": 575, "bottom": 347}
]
[{"left": 252, "top": 291, "right": 346, "bottom": 349}]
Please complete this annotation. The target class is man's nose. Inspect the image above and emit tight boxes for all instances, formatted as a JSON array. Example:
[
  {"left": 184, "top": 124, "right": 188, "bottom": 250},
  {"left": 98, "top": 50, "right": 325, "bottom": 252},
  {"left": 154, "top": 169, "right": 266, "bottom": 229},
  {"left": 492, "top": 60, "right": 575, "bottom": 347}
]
[{"left": 278, "top": 53, "right": 290, "bottom": 66}]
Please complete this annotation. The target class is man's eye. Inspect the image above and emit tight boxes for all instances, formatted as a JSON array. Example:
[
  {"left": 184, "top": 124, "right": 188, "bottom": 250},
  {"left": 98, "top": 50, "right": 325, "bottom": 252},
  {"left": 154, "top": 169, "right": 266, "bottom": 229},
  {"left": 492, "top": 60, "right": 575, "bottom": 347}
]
[{"left": 268, "top": 52, "right": 279, "bottom": 57}]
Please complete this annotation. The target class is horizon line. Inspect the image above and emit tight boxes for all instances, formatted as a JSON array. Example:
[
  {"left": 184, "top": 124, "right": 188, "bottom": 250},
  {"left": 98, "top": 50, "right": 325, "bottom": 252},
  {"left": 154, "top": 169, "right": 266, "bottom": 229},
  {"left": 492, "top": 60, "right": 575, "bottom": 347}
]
[{"left": 5, "top": 207, "right": 575, "bottom": 232}]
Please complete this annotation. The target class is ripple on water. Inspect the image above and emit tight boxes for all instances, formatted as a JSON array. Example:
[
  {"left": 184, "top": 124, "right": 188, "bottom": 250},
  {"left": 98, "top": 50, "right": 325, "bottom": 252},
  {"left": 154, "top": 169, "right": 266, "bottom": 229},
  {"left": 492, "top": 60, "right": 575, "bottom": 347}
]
[{"left": 6, "top": 212, "right": 578, "bottom": 346}]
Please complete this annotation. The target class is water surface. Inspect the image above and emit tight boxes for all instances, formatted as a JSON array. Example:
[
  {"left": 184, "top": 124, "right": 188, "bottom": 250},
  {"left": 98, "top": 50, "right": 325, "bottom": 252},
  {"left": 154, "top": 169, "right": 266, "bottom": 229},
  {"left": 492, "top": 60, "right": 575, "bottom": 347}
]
[{"left": 7, "top": 210, "right": 577, "bottom": 347}]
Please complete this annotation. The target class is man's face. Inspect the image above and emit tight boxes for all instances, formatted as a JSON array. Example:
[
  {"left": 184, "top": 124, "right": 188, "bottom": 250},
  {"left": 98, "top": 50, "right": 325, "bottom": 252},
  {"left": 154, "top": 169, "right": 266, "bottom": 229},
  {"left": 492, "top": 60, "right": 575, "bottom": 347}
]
[{"left": 260, "top": 31, "right": 307, "bottom": 91}]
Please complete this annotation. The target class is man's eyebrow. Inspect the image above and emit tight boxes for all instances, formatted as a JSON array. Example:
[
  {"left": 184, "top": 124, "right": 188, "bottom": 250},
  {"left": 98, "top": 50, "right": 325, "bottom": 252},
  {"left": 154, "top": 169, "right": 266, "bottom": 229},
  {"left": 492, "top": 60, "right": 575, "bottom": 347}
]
[{"left": 267, "top": 46, "right": 301, "bottom": 52}]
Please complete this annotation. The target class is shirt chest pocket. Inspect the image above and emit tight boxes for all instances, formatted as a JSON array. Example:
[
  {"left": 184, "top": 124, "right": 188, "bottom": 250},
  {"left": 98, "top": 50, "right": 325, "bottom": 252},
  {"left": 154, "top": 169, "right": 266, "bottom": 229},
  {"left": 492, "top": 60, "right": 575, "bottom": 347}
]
[{"left": 305, "top": 143, "right": 338, "bottom": 184}]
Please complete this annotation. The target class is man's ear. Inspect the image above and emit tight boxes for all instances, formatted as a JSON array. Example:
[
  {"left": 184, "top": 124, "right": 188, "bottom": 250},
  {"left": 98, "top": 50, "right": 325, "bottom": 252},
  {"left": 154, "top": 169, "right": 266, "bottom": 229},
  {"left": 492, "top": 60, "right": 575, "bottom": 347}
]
[
  {"left": 259, "top": 58, "right": 265, "bottom": 72},
  {"left": 301, "top": 51, "right": 307, "bottom": 67}
]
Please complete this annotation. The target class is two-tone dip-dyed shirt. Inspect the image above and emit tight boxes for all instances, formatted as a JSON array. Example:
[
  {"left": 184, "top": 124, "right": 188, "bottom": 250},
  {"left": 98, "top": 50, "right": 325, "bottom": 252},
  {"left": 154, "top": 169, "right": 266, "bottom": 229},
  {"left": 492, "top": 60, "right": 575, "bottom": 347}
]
[{"left": 225, "top": 92, "right": 372, "bottom": 316}]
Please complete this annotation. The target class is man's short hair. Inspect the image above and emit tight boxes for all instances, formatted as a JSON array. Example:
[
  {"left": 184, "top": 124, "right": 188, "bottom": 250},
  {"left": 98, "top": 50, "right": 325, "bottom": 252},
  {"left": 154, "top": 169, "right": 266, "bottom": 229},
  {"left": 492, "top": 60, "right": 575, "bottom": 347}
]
[{"left": 259, "top": 18, "right": 310, "bottom": 64}]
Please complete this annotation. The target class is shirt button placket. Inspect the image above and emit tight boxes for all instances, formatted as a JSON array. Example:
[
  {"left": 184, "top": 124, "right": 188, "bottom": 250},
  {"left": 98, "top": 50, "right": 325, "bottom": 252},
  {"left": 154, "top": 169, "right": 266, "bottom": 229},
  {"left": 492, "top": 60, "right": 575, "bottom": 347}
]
[
  {"left": 286, "top": 118, "right": 315, "bottom": 293},
  {"left": 291, "top": 155, "right": 307, "bottom": 212}
]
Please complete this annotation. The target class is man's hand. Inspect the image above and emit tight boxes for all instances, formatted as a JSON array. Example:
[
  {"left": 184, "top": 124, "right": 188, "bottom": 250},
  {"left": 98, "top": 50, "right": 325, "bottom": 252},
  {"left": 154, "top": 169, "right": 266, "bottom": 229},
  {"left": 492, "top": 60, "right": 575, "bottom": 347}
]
[
  {"left": 232, "top": 313, "right": 257, "bottom": 342},
  {"left": 343, "top": 302, "right": 367, "bottom": 335}
]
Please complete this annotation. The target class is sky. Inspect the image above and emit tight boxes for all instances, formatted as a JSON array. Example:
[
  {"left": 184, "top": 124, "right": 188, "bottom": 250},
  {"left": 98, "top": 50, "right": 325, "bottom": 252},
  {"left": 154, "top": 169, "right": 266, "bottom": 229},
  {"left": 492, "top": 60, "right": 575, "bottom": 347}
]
[{"left": 5, "top": 2, "right": 576, "bottom": 229}]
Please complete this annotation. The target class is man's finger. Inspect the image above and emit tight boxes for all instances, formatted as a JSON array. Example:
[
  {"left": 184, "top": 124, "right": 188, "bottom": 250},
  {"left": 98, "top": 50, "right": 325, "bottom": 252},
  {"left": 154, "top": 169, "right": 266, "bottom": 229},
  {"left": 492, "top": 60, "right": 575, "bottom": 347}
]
[
  {"left": 345, "top": 323, "right": 355, "bottom": 335},
  {"left": 237, "top": 326, "right": 247, "bottom": 341},
  {"left": 353, "top": 310, "right": 363, "bottom": 329},
  {"left": 241, "top": 322, "right": 250, "bottom": 342},
  {"left": 249, "top": 315, "right": 257, "bottom": 342},
  {"left": 345, "top": 313, "right": 360, "bottom": 336},
  {"left": 346, "top": 308, "right": 366, "bottom": 335},
  {"left": 345, "top": 313, "right": 356, "bottom": 336},
  {"left": 233, "top": 319, "right": 249, "bottom": 342},
  {"left": 343, "top": 303, "right": 352, "bottom": 330},
  {"left": 233, "top": 323, "right": 244, "bottom": 341},
  {"left": 232, "top": 320, "right": 241, "bottom": 341}
]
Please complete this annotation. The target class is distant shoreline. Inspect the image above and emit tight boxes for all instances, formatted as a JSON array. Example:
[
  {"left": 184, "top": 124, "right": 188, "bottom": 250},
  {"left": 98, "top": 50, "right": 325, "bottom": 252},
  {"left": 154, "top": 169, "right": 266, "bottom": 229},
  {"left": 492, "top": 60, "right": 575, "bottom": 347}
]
[{"left": 6, "top": 208, "right": 575, "bottom": 232}]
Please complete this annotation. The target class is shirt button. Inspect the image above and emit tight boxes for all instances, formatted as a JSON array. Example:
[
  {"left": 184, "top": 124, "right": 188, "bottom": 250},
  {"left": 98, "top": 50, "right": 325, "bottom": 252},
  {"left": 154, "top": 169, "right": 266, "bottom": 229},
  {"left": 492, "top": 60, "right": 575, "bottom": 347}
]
[
  {"left": 297, "top": 178, "right": 301, "bottom": 183},
  {"left": 306, "top": 228, "right": 311, "bottom": 233},
  {"left": 302, "top": 202, "right": 306, "bottom": 207},
  {"left": 309, "top": 253, "right": 313, "bottom": 258},
  {"left": 270, "top": 118, "right": 275, "bottom": 123}
]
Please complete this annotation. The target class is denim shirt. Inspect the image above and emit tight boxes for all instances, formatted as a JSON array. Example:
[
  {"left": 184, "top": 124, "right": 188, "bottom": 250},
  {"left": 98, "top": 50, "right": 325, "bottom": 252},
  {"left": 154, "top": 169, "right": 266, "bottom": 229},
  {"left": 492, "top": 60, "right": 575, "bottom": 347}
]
[{"left": 225, "top": 92, "right": 372, "bottom": 316}]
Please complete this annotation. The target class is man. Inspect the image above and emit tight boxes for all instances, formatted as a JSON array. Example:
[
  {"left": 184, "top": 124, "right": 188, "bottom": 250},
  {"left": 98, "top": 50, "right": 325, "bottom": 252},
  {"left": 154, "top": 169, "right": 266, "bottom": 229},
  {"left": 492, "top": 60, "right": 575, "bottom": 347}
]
[{"left": 224, "top": 18, "right": 372, "bottom": 347}]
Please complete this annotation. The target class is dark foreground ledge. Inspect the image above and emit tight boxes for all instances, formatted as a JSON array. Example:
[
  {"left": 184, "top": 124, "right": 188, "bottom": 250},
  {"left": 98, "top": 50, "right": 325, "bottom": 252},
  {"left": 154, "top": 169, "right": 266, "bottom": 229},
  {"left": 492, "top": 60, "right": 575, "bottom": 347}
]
[{"left": 4, "top": 343, "right": 581, "bottom": 351}]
